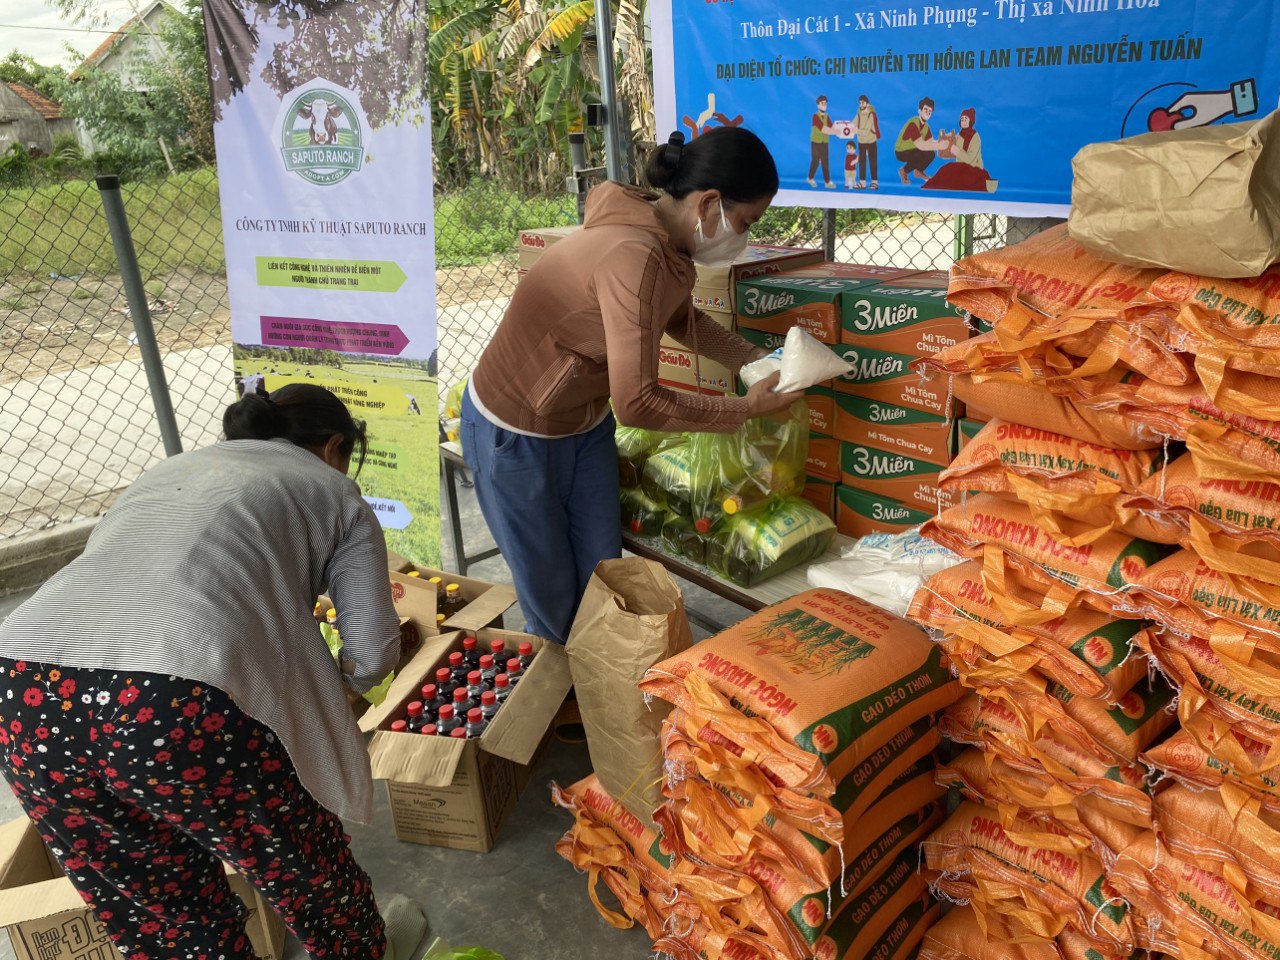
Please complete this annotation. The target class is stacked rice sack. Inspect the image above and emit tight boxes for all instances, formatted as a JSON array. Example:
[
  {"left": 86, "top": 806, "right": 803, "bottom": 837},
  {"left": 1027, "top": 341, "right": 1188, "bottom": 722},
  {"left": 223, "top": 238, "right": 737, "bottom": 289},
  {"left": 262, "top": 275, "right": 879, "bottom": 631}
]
[
  {"left": 910, "top": 225, "right": 1280, "bottom": 959},
  {"left": 558, "top": 588, "right": 960, "bottom": 959}
]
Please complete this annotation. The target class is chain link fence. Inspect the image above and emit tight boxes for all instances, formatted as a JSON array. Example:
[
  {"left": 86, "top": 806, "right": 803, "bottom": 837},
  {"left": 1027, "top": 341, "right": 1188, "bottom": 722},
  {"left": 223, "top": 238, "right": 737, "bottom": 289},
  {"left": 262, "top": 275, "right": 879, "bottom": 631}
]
[{"left": 1, "top": 167, "right": 232, "bottom": 546}]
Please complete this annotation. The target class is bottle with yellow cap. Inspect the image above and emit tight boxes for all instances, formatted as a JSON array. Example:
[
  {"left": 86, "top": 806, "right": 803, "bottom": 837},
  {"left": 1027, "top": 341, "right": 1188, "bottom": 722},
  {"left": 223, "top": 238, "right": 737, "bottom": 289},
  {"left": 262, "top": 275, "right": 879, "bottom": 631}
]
[
  {"left": 325, "top": 607, "right": 339, "bottom": 625},
  {"left": 440, "top": 583, "right": 467, "bottom": 619},
  {"left": 427, "top": 576, "right": 445, "bottom": 605}
]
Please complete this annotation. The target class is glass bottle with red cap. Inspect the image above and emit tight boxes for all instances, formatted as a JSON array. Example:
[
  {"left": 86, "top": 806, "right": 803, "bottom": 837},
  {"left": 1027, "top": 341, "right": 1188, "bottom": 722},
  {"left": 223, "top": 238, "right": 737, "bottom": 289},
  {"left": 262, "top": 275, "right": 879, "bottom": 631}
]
[
  {"left": 465, "top": 707, "right": 486, "bottom": 739},
  {"left": 480, "top": 690, "right": 499, "bottom": 724},
  {"left": 436, "top": 704, "right": 462, "bottom": 736},
  {"left": 493, "top": 673, "right": 512, "bottom": 705},
  {"left": 447, "top": 651, "right": 469, "bottom": 689},
  {"left": 517, "top": 641, "right": 535, "bottom": 672},
  {"left": 506, "top": 658, "right": 524, "bottom": 689},
  {"left": 461, "top": 634, "right": 483, "bottom": 671},
  {"left": 405, "top": 700, "right": 428, "bottom": 733},
  {"left": 478, "top": 654, "right": 498, "bottom": 690}
]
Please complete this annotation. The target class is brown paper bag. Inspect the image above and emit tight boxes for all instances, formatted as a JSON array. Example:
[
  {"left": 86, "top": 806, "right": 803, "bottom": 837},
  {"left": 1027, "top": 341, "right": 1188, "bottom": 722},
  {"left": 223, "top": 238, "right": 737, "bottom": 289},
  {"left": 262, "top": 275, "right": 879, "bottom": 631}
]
[
  {"left": 566, "top": 558, "right": 693, "bottom": 825},
  {"left": 1069, "top": 111, "right": 1280, "bottom": 278}
]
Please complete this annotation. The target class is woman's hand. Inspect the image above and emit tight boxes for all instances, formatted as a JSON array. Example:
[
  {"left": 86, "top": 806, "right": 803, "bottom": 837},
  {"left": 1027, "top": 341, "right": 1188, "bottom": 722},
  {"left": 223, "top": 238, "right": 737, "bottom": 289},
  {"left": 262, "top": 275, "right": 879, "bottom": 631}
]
[{"left": 745, "top": 371, "right": 806, "bottom": 418}]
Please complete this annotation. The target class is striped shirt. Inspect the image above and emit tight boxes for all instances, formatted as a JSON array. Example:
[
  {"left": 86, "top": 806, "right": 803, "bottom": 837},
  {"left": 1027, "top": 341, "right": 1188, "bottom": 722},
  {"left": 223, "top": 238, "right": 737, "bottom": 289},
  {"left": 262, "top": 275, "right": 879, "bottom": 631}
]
[{"left": 0, "top": 439, "right": 401, "bottom": 824}]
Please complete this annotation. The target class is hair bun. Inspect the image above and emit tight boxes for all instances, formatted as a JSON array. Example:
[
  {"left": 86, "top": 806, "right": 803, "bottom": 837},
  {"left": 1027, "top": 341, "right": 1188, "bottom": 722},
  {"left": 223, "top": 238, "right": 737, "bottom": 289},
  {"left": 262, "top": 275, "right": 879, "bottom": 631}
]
[
  {"left": 223, "top": 391, "right": 284, "bottom": 442},
  {"left": 645, "top": 131, "right": 685, "bottom": 192}
]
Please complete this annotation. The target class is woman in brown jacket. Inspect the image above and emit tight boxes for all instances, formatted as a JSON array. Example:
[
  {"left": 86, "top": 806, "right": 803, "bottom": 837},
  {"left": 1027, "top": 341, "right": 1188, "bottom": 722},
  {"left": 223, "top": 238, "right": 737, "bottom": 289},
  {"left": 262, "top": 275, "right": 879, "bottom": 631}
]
[{"left": 460, "top": 127, "right": 800, "bottom": 643}]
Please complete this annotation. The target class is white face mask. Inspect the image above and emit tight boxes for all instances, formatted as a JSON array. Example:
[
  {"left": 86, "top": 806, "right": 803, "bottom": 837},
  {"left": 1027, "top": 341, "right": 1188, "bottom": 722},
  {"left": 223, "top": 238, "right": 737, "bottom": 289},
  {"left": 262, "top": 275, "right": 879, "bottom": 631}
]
[{"left": 692, "top": 201, "right": 750, "bottom": 267}]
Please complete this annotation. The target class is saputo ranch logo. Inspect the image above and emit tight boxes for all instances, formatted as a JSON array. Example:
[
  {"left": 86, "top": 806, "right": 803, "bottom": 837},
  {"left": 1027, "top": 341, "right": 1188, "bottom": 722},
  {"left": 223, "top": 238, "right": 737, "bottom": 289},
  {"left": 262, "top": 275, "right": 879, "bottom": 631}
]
[{"left": 281, "top": 89, "right": 363, "bottom": 185}]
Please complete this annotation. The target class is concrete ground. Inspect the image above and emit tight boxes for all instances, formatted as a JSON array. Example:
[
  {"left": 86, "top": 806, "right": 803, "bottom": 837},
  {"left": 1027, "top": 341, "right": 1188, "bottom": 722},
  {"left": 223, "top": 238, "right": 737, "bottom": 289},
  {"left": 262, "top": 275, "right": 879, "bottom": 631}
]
[{"left": 0, "top": 473, "right": 747, "bottom": 960}]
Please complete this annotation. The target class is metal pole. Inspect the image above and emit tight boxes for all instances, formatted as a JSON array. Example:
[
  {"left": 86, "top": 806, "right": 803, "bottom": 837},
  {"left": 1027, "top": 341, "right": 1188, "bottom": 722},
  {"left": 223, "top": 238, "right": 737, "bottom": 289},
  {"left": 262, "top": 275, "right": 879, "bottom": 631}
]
[
  {"left": 96, "top": 175, "right": 184, "bottom": 457},
  {"left": 953, "top": 213, "right": 975, "bottom": 263},
  {"left": 593, "top": 0, "right": 630, "bottom": 182},
  {"left": 822, "top": 209, "right": 837, "bottom": 261},
  {"left": 569, "top": 132, "right": 588, "bottom": 224}
]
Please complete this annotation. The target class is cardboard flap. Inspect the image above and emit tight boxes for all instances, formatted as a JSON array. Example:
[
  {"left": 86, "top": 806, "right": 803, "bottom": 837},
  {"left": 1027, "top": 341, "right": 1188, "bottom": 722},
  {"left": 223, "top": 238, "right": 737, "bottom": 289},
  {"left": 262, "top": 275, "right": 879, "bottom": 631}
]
[
  {"left": 359, "top": 632, "right": 460, "bottom": 733},
  {"left": 444, "top": 583, "right": 518, "bottom": 632},
  {"left": 0, "top": 819, "right": 53, "bottom": 896},
  {"left": 367, "top": 729, "right": 466, "bottom": 787},
  {"left": 389, "top": 572, "right": 438, "bottom": 627},
  {"left": 0, "top": 875, "right": 85, "bottom": 925},
  {"left": 481, "top": 640, "right": 572, "bottom": 766}
]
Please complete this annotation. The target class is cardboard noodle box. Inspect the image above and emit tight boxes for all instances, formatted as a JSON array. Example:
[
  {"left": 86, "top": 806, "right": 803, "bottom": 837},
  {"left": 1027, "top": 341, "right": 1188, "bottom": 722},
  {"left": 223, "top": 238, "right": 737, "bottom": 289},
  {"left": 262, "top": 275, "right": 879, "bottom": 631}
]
[
  {"left": 840, "top": 440, "right": 957, "bottom": 512},
  {"left": 388, "top": 565, "right": 517, "bottom": 634},
  {"left": 801, "top": 476, "right": 838, "bottom": 520},
  {"left": 840, "top": 271, "right": 970, "bottom": 351},
  {"left": 360, "top": 629, "right": 572, "bottom": 853},
  {"left": 955, "top": 418, "right": 985, "bottom": 453},
  {"left": 806, "top": 436, "right": 842, "bottom": 484},
  {"left": 694, "top": 245, "right": 823, "bottom": 313},
  {"left": 657, "top": 339, "right": 734, "bottom": 396},
  {"left": 517, "top": 225, "right": 580, "bottom": 271},
  {"left": 807, "top": 385, "right": 836, "bottom": 438},
  {"left": 837, "top": 486, "right": 932, "bottom": 539},
  {"left": 833, "top": 368, "right": 955, "bottom": 418},
  {"left": 736, "top": 263, "right": 918, "bottom": 345},
  {"left": 0, "top": 817, "right": 285, "bottom": 960},
  {"left": 833, "top": 393, "right": 952, "bottom": 465}
]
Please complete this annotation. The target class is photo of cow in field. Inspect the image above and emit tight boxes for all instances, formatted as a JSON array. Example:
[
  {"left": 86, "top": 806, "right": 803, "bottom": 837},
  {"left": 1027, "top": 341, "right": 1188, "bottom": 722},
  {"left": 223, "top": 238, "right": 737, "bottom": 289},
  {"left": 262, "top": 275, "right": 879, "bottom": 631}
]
[{"left": 299, "top": 98, "right": 344, "bottom": 144}]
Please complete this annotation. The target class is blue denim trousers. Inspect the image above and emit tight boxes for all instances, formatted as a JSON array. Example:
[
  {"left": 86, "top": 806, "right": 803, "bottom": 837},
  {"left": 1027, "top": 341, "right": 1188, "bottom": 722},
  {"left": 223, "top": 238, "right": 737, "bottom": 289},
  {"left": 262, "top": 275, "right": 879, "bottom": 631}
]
[{"left": 460, "top": 390, "right": 622, "bottom": 644}]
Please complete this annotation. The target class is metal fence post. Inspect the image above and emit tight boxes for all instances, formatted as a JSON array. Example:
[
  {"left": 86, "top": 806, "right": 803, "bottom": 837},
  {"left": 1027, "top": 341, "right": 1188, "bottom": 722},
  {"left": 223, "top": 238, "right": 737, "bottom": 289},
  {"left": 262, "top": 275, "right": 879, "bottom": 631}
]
[
  {"left": 593, "top": 0, "right": 632, "bottom": 183},
  {"left": 822, "top": 209, "right": 837, "bottom": 260},
  {"left": 953, "top": 213, "right": 975, "bottom": 262},
  {"left": 96, "top": 175, "right": 184, "bottom": 457}
]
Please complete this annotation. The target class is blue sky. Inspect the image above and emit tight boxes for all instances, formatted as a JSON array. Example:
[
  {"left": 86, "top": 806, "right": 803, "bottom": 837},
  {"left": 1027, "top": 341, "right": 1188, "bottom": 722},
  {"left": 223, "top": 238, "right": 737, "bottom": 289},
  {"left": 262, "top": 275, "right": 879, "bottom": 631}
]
[{"left": 2, "top": 1, "right": 140, "bottom": 68}]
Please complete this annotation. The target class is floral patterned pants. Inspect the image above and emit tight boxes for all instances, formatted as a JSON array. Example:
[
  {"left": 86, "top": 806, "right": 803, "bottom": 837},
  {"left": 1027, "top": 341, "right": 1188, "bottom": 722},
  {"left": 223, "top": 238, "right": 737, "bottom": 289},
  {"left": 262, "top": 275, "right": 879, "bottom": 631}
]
[{"left": 0, "top": 658, "right": 386, "bottom": 960}]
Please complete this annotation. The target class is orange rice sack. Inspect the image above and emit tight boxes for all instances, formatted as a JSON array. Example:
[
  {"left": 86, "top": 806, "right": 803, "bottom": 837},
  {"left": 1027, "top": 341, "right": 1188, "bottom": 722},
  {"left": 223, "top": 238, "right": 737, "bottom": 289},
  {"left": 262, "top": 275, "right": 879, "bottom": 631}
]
[
  {"left": 657, "top": 715, "right": 941, "bottom": 883},
  {"left": 921, "top": 801, "right": 1134, "bottom": 953},
  {"left": 1144, "top": 720, "right": 1280, "bottom": 814},
  {"left": 919, "top": 905, "right": 1063, "bottom": 960},
  {"left": 806, "top": 843, "right": 938, "bottom": 960},
  {"left": 910, "top": 560, "right": 1150, "bottom": 702},
  {"left": 937, "top": 749, "right": 1144, "bottom": 867},
  {"left": 640, "top": 589, "right": 959, "bottom": 800},
  {"left": 551, "top": 774, "right": 675, "bottom": 937},
  {"left": 947, "top": 224, "right": 1165, "bottom": 332},
  {"left": 1154, "top": 783, "right": 1280, "bottom": 906},
  {"left": 940, "top": 693, "right": 1154, "bottom": 829},
  {"left": 1151, "top": 267, "right": 1280, "bottom": 362},
  {"left": 922, "top": 495, "right": 1175, "bottom": 618},
  {"left": 951, "top": 374, "right": 1162, "bottom": 450},
  {"left": 1127, "top": 454, "right": 1280, "bottom": 560},
  {"left": 939, "top": 420, "right": 1174, "bottom": 546},
  {"left": 1133, "top": 626, "right": 1280, "bottom": 753},
  {"left": 1109, "top": 831, "right": 1280, "bottom": 960},
  {"left": 665, "top": 857, "right": 810, "bottom": 960},
  {"left": 1128, "top": 549, "right": 1280, "bottom": 645}
]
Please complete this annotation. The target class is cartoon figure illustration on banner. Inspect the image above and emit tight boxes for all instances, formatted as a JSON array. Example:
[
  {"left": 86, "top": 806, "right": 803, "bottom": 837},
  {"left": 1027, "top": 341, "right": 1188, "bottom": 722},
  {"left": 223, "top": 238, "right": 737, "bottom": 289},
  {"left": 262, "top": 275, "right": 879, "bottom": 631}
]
[
  {"left": 895, "top": 97, "right": 942, "bottom": 185},
  {"left": 843, "top": 141, "right": 859, "bottom": 189},
  {"left": 923, "top": 107, "right": 997, "bottom": 193},
  {"left": 680, "top": 93, "right": 744, "bottom": 139},
  {"left": 808, "top": 95, "right": 838, "bottom": 189},
  {"left": 853, "top": 95, "right": 881, "bottom": 190},
  {"left": 1122, "top": 78, "right": 1263, "bottom": 137}
]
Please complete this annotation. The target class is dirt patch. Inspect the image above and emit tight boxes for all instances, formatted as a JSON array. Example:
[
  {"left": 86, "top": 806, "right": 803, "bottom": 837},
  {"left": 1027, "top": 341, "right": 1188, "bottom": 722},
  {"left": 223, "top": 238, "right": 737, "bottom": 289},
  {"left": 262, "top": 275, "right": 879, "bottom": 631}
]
[{"left": 1, "top": 268, "right": 231, "bottom": 384}]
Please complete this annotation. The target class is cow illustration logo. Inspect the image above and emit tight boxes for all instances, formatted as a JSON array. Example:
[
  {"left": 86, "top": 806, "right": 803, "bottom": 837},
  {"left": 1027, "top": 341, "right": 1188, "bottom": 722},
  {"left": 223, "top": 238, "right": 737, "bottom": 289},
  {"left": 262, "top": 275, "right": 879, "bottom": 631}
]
[{"left": 280, "top": 88, "right": 364, "bottom": 185}]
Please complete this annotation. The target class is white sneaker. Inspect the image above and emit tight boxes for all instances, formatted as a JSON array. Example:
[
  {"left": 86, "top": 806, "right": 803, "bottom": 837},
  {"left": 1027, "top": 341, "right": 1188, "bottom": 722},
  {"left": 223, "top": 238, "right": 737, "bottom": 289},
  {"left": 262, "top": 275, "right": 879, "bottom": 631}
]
[{"left": 807, "top": 178, "right": 817, "bottom": 187}]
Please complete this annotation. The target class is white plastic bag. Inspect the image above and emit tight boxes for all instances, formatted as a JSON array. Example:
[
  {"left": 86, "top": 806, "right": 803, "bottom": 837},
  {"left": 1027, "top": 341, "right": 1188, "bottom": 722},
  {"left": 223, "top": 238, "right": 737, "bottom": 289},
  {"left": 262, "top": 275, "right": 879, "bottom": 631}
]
[
  {"left": 806, "top": 527, "right": 963, "bottom": 616},
  {"left": 739, "top": 327, "right": 854, "bottom": 393}
]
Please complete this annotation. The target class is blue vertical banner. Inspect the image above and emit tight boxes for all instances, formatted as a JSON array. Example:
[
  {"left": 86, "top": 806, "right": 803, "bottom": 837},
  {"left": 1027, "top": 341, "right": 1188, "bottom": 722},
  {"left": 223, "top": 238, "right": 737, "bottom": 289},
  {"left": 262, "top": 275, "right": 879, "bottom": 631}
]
[{"left": 651, "top": 0, "right": 1280, "bottom": 215}]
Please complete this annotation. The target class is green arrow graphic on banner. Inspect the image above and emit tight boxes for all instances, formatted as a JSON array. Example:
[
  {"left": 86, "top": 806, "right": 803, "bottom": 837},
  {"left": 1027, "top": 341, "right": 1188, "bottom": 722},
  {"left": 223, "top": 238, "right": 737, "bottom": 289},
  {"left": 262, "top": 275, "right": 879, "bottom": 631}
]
[{"left": 255, "top": 257, "right": 407, "bottom": 293}]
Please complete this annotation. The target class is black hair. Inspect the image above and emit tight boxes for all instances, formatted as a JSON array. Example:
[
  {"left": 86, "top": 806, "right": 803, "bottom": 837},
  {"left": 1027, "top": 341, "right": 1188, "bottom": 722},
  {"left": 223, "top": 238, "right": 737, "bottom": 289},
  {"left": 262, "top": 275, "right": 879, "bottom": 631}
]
[
  {"left": 919, "top": 97, "right": 935, "bottom": 110},
  {"left": 858, "top": 95, "right": 870, "bottom": 104},
  {"left": 223, "top": 382, "right": 368, "bottom": 475},
  {"left": 816, "top": 95, "right": 828, "bottom": 103},
  {"left": 643, "top": 127, "right": 779, "bottom": 204}
]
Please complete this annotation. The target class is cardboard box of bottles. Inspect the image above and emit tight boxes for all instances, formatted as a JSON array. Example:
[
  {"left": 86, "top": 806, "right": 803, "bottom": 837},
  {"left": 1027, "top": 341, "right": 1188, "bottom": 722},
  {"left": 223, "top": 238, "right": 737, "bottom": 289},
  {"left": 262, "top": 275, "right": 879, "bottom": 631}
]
[
  {"left": 839, "top": 440, "right": 958, "bottom": 512},
  {"left": 516, "top": 225, "right": 581, "bottom": 271},
  {"left": 800, "top": 476, "right": 838, "bottom": 520},
  {"left": 833, "top": 393, "right": 952, "bottom": 465},
  {"left": 736, "top": 263, "right": 919, "bottom": 345},
  {"left": 0, "top": 817, "right": 285, "bottom": 960},
  {"left": 388, "top": 565, "right": 517, "bottom": 634},
  {"left": 360, "top": 630, "right": 572, "bottom": 853},
  {"left": 692, "top": 244, "right": 823, "bottom": 315},
  {"left": 836, "top": 485, "right": 933, "bottom": 539}
]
